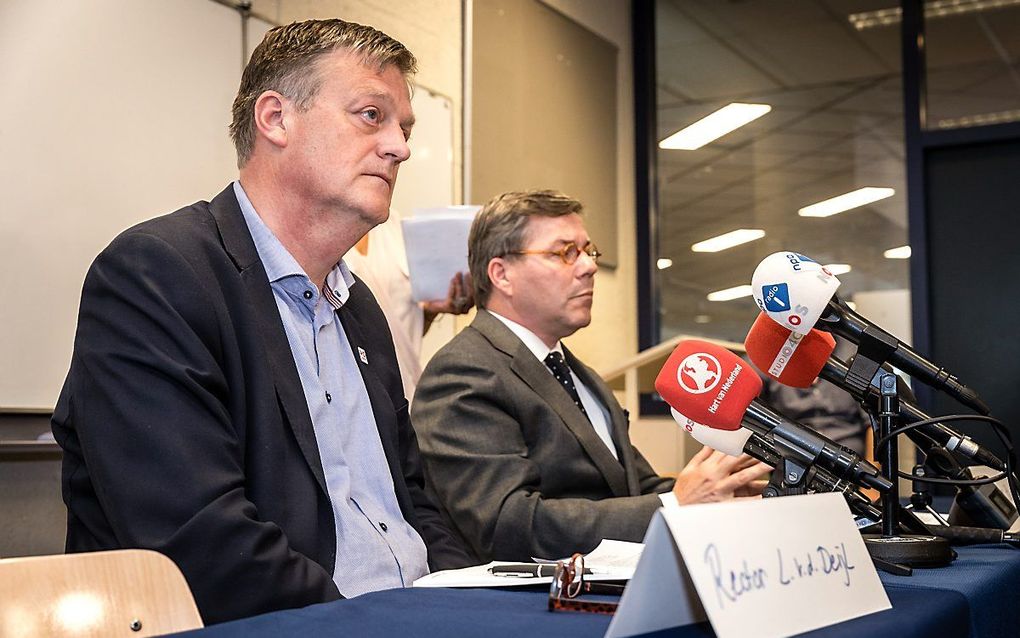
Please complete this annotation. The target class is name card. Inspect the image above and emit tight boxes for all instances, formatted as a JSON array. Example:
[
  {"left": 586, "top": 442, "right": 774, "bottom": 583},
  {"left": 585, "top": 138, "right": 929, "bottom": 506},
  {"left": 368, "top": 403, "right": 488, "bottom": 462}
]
[{"left": 606, "top": 493, "right": 890, "bottom": 638}]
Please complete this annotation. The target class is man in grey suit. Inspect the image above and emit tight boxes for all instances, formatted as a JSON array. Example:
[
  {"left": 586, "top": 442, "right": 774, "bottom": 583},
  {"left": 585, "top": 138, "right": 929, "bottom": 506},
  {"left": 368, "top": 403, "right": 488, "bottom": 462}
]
[{"left": 411, "top": 190, "right": 769, "bottom": 563}]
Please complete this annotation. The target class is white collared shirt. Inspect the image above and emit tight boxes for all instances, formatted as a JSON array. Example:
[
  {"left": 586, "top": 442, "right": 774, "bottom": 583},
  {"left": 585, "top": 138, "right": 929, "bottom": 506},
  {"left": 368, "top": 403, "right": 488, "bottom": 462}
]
[{"left": 488, "top": 311, "right": 617, "bottom": 460}]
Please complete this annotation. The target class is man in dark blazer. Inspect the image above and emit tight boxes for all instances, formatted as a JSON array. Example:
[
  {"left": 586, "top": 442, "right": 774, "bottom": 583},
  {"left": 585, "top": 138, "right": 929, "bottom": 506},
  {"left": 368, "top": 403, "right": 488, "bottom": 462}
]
[
  {"left": 52, "top": 20, "right": 469, "bottom": 625},
  {"left": 412, "top": 190, "right": 769, "bottom": 563}
]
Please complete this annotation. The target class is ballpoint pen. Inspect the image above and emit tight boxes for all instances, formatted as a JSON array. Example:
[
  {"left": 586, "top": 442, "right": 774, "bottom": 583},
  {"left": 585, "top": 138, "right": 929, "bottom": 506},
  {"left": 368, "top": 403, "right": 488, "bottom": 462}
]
[{"left": 489, "top": 564, "right": 593, "bottom": 578}]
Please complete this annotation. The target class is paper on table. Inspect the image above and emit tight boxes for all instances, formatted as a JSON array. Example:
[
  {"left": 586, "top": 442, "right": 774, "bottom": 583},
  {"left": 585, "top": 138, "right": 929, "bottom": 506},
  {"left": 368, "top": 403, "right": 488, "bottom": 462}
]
[
  {"left": 401, "top": 206, "right": 480, "bottom": 302},
  {"left": 579, "top": 539, "right": 644, "bottom": 577},
  {"left": 413, "top": 539, "right": 644, "bottom": 588},
  {"left": 534, "top": 539, "right": 643, "bottom": 579},
  {"left": 413, "top": 561, "right": 546, "bottom": 588}
]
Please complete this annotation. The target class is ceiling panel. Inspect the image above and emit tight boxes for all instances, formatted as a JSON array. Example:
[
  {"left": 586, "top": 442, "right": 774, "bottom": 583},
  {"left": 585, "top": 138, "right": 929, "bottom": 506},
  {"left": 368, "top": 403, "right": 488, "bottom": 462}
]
[{"left": 653, "top": 0, "right": 1010, "bottom": 343}]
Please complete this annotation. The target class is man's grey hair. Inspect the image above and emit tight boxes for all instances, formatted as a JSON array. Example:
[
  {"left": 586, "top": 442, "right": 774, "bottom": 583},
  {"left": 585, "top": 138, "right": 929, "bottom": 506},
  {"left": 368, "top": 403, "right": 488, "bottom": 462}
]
[{"left": 229, "top": 19, "right": 417, "bottom": 167}]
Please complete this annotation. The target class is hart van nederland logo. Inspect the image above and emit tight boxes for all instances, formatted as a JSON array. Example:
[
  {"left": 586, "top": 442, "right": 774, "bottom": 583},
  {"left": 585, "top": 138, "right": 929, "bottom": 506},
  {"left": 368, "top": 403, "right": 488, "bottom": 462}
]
[
  {"left": 761, "top": 282, "right": 791, "bottom": 313},
  {"left": 677, "top": 353, "right": 722, "bottom": 394}
]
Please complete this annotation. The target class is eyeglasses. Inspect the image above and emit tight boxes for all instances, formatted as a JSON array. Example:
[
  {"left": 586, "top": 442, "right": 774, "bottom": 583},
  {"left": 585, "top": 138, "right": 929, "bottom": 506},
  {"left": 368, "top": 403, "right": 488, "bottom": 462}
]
[
  {"left": 547, "top": 553, "right": 623, "bottom": 615},
  {"left": 509, "top": 241, "right": 601, "bottom": 265}
]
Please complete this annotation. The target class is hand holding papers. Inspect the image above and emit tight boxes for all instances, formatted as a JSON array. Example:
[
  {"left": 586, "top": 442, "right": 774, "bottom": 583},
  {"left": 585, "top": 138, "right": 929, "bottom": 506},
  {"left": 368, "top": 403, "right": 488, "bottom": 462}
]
[{"left": 401, "top": 206, "right": 480, "bottom": 302}]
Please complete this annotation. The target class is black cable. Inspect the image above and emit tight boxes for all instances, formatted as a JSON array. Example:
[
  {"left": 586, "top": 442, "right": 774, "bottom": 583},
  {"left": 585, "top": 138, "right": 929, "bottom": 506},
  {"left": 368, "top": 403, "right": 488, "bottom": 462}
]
[
  {"left": 892, "top": 471, "right": 1006, "bottom": 485},
  {"left": 875, "top": 414, "right": 1020, "bottom": 508}
]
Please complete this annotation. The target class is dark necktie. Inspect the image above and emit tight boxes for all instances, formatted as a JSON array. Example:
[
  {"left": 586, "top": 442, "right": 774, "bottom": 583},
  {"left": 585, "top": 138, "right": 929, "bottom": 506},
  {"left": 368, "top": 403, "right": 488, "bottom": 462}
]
[{"left": 544, "top": 351, "right": 590, "bottom": 422}]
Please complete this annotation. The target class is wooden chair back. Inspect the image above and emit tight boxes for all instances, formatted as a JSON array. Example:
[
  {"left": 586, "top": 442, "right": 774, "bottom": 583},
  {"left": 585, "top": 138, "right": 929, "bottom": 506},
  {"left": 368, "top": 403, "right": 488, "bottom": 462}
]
[{"left": 0, "top": 549, "right": 203, "bottom": 637}]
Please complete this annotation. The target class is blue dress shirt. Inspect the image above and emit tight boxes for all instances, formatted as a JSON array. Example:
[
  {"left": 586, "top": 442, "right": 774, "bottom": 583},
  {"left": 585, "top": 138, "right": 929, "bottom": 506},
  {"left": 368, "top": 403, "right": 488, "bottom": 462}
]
[{"left": 233, "top": 182, "right": 428, "bottom": 597}]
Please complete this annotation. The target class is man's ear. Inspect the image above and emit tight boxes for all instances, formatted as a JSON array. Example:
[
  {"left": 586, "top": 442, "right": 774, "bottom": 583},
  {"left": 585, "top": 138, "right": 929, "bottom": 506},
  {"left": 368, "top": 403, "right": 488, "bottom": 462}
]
[
  {"left": 487, "top": 257, "right": 514, "bottom": 299},
  {"left": 252, "top": 90, "right": 289, "bottom": 149}
]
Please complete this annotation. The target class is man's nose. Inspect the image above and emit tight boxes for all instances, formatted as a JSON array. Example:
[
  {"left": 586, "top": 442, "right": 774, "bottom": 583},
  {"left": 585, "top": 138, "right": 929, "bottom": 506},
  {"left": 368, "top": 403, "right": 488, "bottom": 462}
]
[
  {"left": 577, "top": 250, "right": 598, "bottom": 275},
  {"left": 381, "top": 123, "right": 411, "bottom": 163}
]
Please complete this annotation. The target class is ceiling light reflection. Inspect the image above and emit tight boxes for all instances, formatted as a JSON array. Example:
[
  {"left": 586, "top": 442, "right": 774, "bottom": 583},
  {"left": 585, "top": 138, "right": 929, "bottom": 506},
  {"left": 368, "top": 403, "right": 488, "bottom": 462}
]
[
  {"left": 659, "top": 103, "right": 772, "bottom": 150},
  {"left": 707, "top": 285, "right": 753, "bottom": 302},
  {"left": 691, "top": 229, "right": 765, "bottom": 253},
  {"left": 884, "top": 246, "right": 912, "bottom": 259},
  {"left": 798, "top": 187, "right": 895, "bottom": 218}
]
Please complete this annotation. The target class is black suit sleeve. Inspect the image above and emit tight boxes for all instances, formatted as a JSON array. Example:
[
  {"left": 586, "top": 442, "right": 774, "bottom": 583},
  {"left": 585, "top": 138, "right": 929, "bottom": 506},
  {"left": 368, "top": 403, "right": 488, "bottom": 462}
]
[{"left": 59, "top": 232, "right": 340, "bottom": 623}]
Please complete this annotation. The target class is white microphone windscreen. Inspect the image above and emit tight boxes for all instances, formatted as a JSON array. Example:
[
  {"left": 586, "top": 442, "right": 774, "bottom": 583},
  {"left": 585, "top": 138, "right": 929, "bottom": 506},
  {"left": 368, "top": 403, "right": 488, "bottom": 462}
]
[
  {"left": 670, "top": 408, "right": 751, "bottom": 457},
  {"left": 751, "top": 251, "right": 841, "bottom": 334}
]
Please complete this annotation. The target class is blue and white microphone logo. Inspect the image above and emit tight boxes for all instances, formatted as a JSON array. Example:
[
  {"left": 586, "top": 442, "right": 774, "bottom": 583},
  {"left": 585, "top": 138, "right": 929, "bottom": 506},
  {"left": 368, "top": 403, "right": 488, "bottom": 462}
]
[{"left": 761, "top": 282, "right": 791, "bottom": 313}]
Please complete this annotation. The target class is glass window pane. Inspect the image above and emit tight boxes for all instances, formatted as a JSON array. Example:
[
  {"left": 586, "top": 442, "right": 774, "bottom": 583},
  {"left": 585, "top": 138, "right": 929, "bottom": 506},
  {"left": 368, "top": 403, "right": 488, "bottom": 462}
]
[
  {"left": 923, "top": 1, "right": 1020, "bottom": 129},
  {"left": 654, "top": 0, "right": 909, "bottom": 346}
]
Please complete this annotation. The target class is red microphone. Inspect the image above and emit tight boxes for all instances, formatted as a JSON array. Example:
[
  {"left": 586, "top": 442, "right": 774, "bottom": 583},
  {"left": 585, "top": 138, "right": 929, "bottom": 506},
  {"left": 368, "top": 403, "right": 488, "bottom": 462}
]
[
  {"left": 744, "top": 312, "right": 834, "bottom": 387},
  {"left": 656, "top": 339, "right": 892, "bottom": 492},
  {"left": 654, "top": 339, "right": 761, "bottom": 431}
]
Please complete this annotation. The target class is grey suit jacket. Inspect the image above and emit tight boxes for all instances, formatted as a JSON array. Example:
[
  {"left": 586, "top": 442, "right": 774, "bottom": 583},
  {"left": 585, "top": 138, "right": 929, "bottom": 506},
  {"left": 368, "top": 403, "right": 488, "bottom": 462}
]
[{"left": 411, "top": 309, "right": 675, "bottom": 562}]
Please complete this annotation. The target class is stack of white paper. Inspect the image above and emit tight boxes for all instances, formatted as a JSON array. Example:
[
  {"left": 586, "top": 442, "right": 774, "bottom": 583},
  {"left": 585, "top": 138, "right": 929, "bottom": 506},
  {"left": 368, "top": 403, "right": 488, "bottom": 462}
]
[{"left": 402, "top": 206, "right": 480, "bottom": 302}]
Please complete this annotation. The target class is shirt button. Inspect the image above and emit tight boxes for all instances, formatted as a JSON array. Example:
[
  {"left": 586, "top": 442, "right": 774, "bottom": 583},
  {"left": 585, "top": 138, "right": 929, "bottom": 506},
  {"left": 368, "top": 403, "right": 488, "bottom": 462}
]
[
  {"left": 303, "top": 290, "right": 313, "bottom": 300},
  {"left": 325, "top": 391, "right": 332, "bottom": 403},
  {"left": 379, "top": 522, "right": 388, "bottom": 532}
]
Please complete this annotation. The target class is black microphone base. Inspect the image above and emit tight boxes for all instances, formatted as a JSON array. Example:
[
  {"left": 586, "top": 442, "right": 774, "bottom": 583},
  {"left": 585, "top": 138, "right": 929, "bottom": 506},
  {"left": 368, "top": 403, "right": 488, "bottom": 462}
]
[{"left": 863, "top": 534, "right": 955, "bottom": 568}]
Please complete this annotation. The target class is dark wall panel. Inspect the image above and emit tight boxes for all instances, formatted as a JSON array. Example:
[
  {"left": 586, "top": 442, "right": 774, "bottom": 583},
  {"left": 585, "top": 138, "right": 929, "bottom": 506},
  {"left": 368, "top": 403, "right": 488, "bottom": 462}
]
[
  {"left": 472, "top": 0, "right": 618, "bottom": 266},
  {"left": 0, "top": 412, "right": 65, "bottom": 557},
  {"left": 926, "top": 139, "right": 1020, "bottom": 458}
]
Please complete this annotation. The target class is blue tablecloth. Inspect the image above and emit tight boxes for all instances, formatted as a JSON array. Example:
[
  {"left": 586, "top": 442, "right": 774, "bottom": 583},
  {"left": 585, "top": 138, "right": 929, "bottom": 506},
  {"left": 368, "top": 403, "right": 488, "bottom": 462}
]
[{"left": 174, "top": 545, "right": 1020, "bottom": 638}]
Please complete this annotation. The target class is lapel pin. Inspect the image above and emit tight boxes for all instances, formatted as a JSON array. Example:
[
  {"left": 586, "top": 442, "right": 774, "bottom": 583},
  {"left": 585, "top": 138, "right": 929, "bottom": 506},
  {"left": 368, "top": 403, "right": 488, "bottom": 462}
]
[{"left": 358, "top": 347, "right": 369, "bottom": 364}]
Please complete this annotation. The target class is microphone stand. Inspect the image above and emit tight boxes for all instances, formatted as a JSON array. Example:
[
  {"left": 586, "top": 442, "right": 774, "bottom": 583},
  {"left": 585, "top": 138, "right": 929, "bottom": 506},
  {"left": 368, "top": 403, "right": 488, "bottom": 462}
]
[
  {"left": 861, "top": 373, "right": 954, "bottom": 574},
  {"left": 907, "top": 462, "right": 950, "bottom": 527}
]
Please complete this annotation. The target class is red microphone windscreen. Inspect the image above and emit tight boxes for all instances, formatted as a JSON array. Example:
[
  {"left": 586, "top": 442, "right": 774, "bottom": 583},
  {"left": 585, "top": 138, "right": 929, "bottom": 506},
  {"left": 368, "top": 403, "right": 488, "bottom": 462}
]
[
  {"left": 744, "top": 312, "right": 835, "bottom": 388},
  {"left": 654, "top": 340, "right": 762, "bottom": 431}
]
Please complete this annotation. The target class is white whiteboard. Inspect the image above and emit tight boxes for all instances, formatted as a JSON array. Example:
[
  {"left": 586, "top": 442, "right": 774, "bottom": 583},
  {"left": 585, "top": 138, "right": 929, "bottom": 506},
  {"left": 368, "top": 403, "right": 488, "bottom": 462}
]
[
  {"left": 392, "top": 87, "right": 456, "bottom": 213},
  {"left": 0, "top": 1, "right": 456, "bottom": 410},
  {"left": 0, "top": 0, "right": 271, "bottom": 409}
]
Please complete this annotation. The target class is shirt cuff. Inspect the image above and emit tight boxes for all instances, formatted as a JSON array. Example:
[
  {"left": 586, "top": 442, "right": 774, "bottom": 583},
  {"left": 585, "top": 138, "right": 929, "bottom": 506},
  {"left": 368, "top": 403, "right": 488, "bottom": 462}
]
[{"left": 658, "top": 491, "right": 680, "bottom": 510}]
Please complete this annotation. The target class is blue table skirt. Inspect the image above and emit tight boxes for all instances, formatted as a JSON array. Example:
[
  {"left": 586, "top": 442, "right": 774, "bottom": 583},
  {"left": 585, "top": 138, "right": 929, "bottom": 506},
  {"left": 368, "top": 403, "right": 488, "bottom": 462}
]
[
  {"left": 174, "top": 545, "right": 1020, "bottom": 638},
  {"left": 878, "top": 544, "right": 1020, "bottom": 637}
]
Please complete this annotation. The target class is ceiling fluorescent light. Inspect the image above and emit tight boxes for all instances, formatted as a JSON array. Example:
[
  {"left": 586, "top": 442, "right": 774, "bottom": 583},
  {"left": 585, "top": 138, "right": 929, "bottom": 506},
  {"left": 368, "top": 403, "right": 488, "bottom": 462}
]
[
  {"left": 798, "top": 187, "right": 895, "bottom": 218},
  {"left": 707, "top": 285, "right": 753, "bottom": 302},
  {"left": 659, "top": 103, "right": 772, "bottom": 150},
  {"left": 824, "top": 263, "right": 852, "bottom": 276},
  {"left": 657, "top": 258, "right": 673, "bottom": 270},
  {"left": 937, "top": 108, "right": 1020, "bottom": 130},
  {"left": 691, "top": 229, "right": 766, "bottom": 253},
  {"left": 849, "top": 0, "right": 1020, "bottom": 31},
  {"left": 884, "top": 246, "right": 912, "bottom": 259}
]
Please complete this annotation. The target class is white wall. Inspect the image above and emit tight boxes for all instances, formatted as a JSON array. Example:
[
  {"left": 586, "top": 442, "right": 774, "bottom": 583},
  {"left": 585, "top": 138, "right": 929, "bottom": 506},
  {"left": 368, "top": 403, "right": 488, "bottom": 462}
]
[{"left": 0, "top": 0, "right": 271, "bottom": 409}]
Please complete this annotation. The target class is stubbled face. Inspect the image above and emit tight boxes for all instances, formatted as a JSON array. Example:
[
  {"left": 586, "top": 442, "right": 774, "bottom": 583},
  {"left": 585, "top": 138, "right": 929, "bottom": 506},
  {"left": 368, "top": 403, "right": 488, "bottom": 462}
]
[
  {"left": 284, "top": 49, "right": 414, "bottom": 227},
  {"left": 504, "top": 214, "right": 598, "bottom": 344}
]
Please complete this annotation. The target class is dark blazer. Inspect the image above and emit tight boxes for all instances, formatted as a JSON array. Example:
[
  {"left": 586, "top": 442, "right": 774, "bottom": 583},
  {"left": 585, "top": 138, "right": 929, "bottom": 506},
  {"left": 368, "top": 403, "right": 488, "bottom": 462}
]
[
  {"left": 411, "top": 310, "right": 675, "bottom": 563},
  {"left": 52, "top": 185, "right": 470, "bottom": 625}
]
